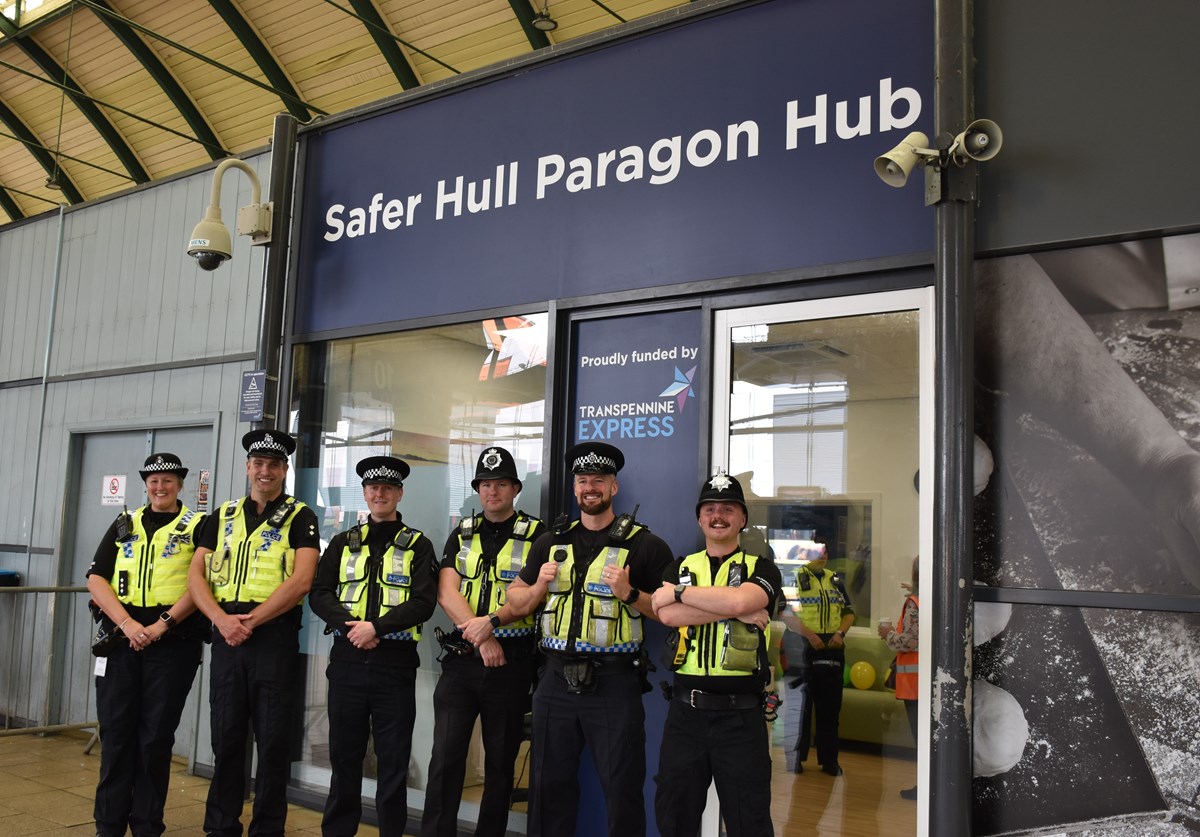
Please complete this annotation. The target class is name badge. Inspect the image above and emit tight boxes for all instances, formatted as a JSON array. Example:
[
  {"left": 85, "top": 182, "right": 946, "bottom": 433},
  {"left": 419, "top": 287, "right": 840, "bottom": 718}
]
[
  {"left": 585, "top": 582, "right": 613, "bottom": 596},
  {"left": 386, "top": 573, "right": 410, "bottom": 585},
  {"left": 498, "top": 569, "right": 519, "bottom": 581}
]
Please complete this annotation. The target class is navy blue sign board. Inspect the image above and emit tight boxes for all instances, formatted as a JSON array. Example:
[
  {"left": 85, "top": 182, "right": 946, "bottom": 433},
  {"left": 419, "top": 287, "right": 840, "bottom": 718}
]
[
  {"left": 569, "top": 308, "right": 702, "bottom": 835},
  {"left": 238, "top": 370, "right": 267, "bottom": 422},
  {"left": 294, "top": 0, "right": 934, "bottom": 336}
]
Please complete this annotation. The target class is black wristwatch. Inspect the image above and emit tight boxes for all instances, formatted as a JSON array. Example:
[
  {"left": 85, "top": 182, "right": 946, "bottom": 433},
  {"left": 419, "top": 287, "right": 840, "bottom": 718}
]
[
  {"left": 673, "top": 583, "right": 686, "bottom": 603},
  {"left": 623, "top": 587, "right": 640, "bottom": 605},
  {"left": 159, "top": 611, "right": 175, "bottom": 629},
  {"left": 488, "top": 613, "right": 501, "bottom": 629}
]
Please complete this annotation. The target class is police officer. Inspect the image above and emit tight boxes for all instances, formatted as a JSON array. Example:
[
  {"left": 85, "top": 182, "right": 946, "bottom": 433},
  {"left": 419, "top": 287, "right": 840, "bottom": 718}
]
[
  {"left": 86, "top": 452, "right": 207, "bottom": 837},
  {"left": 308, "top": 454, "right": 437, "bottom": 837},
  {"left": 780, "top": 534, "right": 855, "bottom": 776},
  {"left": 650, "top": 472, "right": 781, "bottom": 837},
  {"left": 503, "top": 441, "right": 672, "bottom": 837},
  {"left": 420, "top": 447, "right": 543, "bottom": 837},
  {"left": 186, "top": 430, "right": 321, "bottom": 837}
]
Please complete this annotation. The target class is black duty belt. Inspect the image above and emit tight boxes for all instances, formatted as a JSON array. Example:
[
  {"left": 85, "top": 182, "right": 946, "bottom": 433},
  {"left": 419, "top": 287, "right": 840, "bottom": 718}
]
[
  {"left": 674, "top": 689, "right": 761, "bottom": 711},
  {"left": 543, "top": 652, "right": 638, "bottom": 675}
]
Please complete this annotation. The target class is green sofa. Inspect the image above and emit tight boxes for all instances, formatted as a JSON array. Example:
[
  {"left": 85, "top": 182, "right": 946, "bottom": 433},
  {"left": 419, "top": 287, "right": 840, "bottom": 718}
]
[{"left": 836, "top": 631, "right": 915, "bottom": 750}]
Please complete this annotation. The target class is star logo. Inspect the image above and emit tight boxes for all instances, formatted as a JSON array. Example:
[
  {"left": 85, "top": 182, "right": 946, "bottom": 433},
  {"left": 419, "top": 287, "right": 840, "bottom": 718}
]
[
  {"left": 659, "top": 365, "right": 697, "bottom": 413},
  {"left": 708, "top": 471, "right": 733, "bottom": 492}
]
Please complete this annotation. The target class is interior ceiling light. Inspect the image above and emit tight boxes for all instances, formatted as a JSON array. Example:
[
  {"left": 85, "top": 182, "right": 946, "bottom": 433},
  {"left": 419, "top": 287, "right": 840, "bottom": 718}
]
[{"left": 532, "top": 3, "right": 558, "bottom": 31}]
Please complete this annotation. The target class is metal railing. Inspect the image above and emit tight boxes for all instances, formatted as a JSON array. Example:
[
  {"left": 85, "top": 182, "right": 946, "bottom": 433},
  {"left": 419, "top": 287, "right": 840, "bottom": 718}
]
[{"left": 0, "top": 585, "right": 99, "bottom": 736}]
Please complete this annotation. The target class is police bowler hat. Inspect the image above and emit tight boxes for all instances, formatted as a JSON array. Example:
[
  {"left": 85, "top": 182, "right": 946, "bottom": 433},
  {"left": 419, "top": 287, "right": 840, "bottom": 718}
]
[
  {"left": 471, "top": 447, "right": 522, "bottom": 491},
  {"left": 139, "top": 452, "right": 188, "bottom": 481},
  {"left": 696, "top": 471, "right": 748, "bottom": 517}
]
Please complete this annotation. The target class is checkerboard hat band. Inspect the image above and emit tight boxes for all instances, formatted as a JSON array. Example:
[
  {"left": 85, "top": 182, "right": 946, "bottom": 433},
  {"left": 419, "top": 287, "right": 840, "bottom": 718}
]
[
  {"left": 139, "top": 452, "right": 188, "bottom": 480},
  {"left": 363, "top": 465, "right": 403, "bottom": 482}
]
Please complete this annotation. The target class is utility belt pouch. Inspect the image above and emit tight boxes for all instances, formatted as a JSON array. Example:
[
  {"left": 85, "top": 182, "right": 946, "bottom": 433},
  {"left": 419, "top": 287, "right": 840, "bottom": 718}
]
[
  {"left": 722, "top": 621, "right": 760, "bottom": 672},
  {"left": 663, "top": 626, "right": 690, "bottom": 672},
  {"left": 562, "top": 659, "right": 596, "bottom": 694},
  {"left": 89, "top": 601, "right": 122, "bottom": 658}
]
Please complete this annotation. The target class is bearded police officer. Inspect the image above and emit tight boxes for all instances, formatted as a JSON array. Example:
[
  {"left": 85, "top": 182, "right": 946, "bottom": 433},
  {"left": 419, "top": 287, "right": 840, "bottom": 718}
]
[
  {"left": 187, "top": 430, "right": 321, "bottom": 837},
  {"left": 86, "top": 452, "right": 207, "bottom": 837},
  {"left": 503, "top": 441, "right": 672, "bottom": 837},
  {"left": 651, "top": 472, "right": 782, "bottom": 837},
  {"left": 309, "top": 454, "right": 437, "bottom": 837},
  {"left": 420, "top": 447, "right": 544, "bottom": 837}
]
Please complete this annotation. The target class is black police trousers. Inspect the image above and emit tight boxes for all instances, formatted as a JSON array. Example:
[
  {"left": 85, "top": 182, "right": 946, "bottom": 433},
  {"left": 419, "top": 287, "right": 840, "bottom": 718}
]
[
  {"left": 654, "top": 700, "right": 773, "bottom": 837},
  {"left": 94, "top": 635, "right": 201, "bottom": 837},
  {"left": 528, "top": 662, "right": 646, "bottom": 837},
  {"left": 204, "top": 621, "right": 300, "bottom": 837},
  {"left": 797, "top": 641, "right": 845, "bottom": 769},
  {"left": 322, "top": 660, "right": 417, "bottom": 837},
  {"left": 420, "top": 640, "right": 532, "bottom": 837}
]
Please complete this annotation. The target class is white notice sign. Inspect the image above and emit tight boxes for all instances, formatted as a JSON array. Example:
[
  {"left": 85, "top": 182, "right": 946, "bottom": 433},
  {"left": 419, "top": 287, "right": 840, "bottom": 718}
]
[{"left": 102, "top": 474, "right": 126, "bottom": 506}]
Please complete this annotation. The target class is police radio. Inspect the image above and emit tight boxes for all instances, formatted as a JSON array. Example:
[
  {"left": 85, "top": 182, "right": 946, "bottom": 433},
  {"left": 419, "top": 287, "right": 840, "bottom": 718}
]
[
  {"left": 347, "top": 526, "right": 362, "bottom": 552},
  {"left": 609, "top": 504, "right": 639, "bottom": 540},
  {"left": 551, "top": 513, "right": 570, "bottom": 536},
  {"left": 115, "top": 505, "right": 133, "bottom": 542}
]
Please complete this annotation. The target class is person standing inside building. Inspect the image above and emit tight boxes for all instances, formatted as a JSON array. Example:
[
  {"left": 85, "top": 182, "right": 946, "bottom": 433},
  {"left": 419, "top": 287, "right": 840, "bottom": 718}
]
[
  {"left": 420, "top": 447, "right": 544, "bottom": 837},
  {"left": 186, "top": 430, "right": 321, "bottom": 837},
  {"left": 780, "top": 535, "right": 855, "bottom": 777},
  {"left": 650, "top": 471, "right": 782, "bottom": 837},
  {"left": 880, "top": 556, "right": 920, "bottom": 800},
  {"left": 309, "top": 454, "right": 437, "bottom": 837},
  {"left": 87, "top": 453, "right": 207, "bottom": 837},
  {"left": 499, "top": 441, "right": 673, "bottom": 837}
]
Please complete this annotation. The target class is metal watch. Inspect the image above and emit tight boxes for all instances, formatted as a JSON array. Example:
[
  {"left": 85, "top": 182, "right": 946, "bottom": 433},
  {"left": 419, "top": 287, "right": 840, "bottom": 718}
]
[
  {"left": 674, "top": 583, "right": 686, "bottom": 603},
  {"left": 159, "top": 611, "right": 175, "bottom": 627}
]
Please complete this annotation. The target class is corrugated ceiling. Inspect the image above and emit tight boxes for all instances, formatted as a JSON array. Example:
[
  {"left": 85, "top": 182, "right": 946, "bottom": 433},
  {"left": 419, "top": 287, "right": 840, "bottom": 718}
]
[{"left": 0, "top": 0, "right": 689, "bottom": 225}]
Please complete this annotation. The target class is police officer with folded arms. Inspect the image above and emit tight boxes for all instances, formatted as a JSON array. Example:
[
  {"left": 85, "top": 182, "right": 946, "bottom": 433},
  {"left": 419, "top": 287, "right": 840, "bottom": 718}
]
[
  {"left": 186, "top": 430, "right": 321, "bottom": 837},
  {"left": 500, "top": 441, "right": 672, "bottom": 837},
  {"left": 87, "top": 452, "right": 207, "bottom": 837},
  {"left": 420, "top": 446, "right": 544, "bottom": 837},
  {"left": 651, "top": 471, "right": 782, "bottom": 837},
  {"left": 309, "top": 454, "right": 437, "bottom": 837}
]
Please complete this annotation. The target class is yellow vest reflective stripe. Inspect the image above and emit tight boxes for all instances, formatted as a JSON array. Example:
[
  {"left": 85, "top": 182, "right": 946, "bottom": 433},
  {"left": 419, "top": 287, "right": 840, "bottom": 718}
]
[
  {"left": 675, "top": 550, "right": 767, "bottom": 678},
  {"left": 113, "top": 506, "right": 201, "bottom": 607},
  {"left": 540, "top": 521, "right": 643, "bottom": 654},
  {"left": 206, "top": 497, "right": 305, "bottom": 604},
  {"left": 337, "top": 522, "right": 426, "bottom": 641},
  {"left": 795, "top": 566, "right": 849, "bottom": 633},
  {"left": 454, "top": 512, "right": 542, "bottom": 636}
]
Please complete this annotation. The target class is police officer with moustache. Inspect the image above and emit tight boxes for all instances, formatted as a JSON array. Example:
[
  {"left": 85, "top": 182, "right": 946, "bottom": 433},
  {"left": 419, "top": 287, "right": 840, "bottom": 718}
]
[
  {"left": 420, "top": 447, "right": 544, "bottom": 837},
  {"left": 308, "top": 455, "right": 437, "bottom": 837},
  {"left": 780, "top": 534, "right": 855, "bottom": 777},
  {"left": 86, "top": 453, "right": 207, "bottom": 837},
  {"left": 186, "top": 430, "right": 321, "bottom": 837},
  {"left": 500, "top": 441, "right": 673, "bottom": 837},
  {"left": 651, "top": 472, "right": 782, "bottom": 837}
]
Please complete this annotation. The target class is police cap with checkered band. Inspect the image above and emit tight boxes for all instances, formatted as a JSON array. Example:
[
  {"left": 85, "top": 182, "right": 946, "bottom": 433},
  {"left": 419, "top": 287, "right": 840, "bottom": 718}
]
[
  {"left": 564, "top": 442, "right": 624, "bottom": 476},
  {"left": 139, "top": 452, "right": 189, "bottom": 481},
  {"left": 242, "top": 429, "right": 297, "bottom": 461},
  {"left": 356, "top": 455, "right": 410, "bottom": 486}
]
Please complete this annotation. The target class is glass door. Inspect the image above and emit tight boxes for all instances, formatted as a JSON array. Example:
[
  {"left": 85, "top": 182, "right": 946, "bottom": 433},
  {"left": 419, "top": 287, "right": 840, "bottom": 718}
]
[{"left": 712, "top": 288, "right": 933, "bottom": 837}]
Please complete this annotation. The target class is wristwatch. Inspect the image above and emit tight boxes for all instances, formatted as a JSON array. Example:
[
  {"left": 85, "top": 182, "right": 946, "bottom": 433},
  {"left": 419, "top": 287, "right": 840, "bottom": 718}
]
[
  {"left": 159, "top": 611, "right": 175, "bottom": 628},
  {"left": 488, "top": 613, "right": 501, "bottom": 629},
  {"left": 674, "top": 583, "right": 686, "bottom": 603},
  {"left": 623, "top": 587, "right": 639, "bottom": 605}
]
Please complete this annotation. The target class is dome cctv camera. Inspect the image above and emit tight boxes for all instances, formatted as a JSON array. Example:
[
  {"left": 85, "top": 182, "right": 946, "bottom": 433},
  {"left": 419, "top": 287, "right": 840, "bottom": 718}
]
[{"left": 189, "top": 246, "right": 230, "bottom": 271}]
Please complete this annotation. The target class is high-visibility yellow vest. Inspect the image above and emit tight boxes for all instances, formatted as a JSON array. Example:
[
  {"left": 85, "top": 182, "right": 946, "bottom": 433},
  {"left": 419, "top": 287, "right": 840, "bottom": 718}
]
[
  {"left": 112, "top": 506, "right": 202, "bottom": 607},
  {"left": 206, "top": 497, "right": 305, "bottom": 605},
  {"left": 675, "top": 549, "right": 769, "bottom": 678},
  {"left": 336, "top": 522, "right": 428, "bottom": 641},
  {"left": 453, "top": 512, "right": 542, "bottom": 637}
]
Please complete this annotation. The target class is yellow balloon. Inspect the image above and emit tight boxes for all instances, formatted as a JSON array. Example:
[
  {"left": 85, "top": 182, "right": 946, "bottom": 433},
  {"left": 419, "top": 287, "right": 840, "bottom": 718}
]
[{"left": 849, "top": 660, "right": 876, "bottom": 690}]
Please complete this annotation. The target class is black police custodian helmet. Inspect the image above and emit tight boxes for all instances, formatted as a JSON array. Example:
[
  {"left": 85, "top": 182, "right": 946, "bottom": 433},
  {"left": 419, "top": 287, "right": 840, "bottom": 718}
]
[
  {"left": 242, "top": 429, "right": 296, "bottom": 461},
  {"left": 357, "top": 455, "right": 410, "bottom": 486},
  {"left": 471, "top": 447, "right": 522, "bottom": 491},
  {"left": 564, "top": 442, "right": 624, "bottom": 475},
  {"left": 696, "top": 471, "right": 748, "bottom": 518},
  {"left": 139, "top": 452, "right": 188, "bottom": 481}
]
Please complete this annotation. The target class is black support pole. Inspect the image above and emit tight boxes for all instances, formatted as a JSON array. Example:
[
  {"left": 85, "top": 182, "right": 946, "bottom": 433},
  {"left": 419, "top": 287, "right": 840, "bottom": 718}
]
[{"left": 931, "top": 0, "right": 975, "bottom": 834}]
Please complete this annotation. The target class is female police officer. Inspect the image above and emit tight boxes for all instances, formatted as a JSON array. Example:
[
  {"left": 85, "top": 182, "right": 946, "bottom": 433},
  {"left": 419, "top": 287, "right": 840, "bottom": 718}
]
[{"left": 85, "top": 452, "right": 207, "bottom": 837}]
